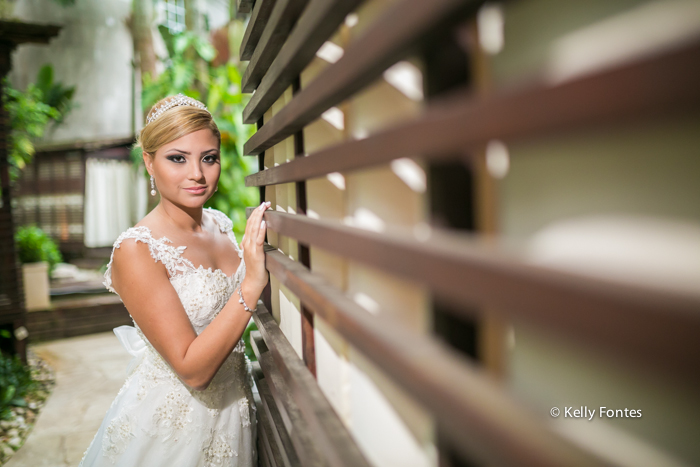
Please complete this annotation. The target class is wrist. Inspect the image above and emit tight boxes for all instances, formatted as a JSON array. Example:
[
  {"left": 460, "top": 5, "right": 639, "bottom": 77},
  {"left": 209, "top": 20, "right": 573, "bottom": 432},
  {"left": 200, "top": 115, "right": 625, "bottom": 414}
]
[{"left": 239, "top": 280, "right": 262, "bottom": 311}]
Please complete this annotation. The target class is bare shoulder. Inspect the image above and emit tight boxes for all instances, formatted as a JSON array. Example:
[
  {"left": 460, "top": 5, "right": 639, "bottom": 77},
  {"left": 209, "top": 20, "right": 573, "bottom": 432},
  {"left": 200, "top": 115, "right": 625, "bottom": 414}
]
[{"left": 110, "top": 230, "right": 169, "bottom": 297}]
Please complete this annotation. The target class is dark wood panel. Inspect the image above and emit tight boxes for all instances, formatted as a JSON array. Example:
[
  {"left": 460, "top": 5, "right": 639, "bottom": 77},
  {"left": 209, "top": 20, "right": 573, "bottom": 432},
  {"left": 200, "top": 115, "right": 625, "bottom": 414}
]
[
  {"left": 253, "top": 378, "right": 286, "bottom": 467},
  {"left": 237, "top": 0, "right": 255, "bottom": 14},
  {"left": 251, "top": 331, "right": 327, "bottom": 467},
  {"left": 243, "top": 0, "right": 473, "bottom": 153},
  {"left": 240, "top": 0, "right": 277, "bottom": 61},
  {"left": 245, "top": 39, "right": 700, "bottom": 186},
  {"left": 257, "top": 211, "right": 700, "bottom": 380},
  {"left": 252, "top": 364, "right": 303, "bottom": 467},
  {"left": 241, "top": 0, "right": 310, "bottom": 93},
  {"left": 262, "top": 248, "right": 609, "bottom": 467},
  {"left": 242, "top": 0, "right": 365, "bottom": 123},
  {"left": 251, "top": 312, "right": 372, "bottom": 467}
]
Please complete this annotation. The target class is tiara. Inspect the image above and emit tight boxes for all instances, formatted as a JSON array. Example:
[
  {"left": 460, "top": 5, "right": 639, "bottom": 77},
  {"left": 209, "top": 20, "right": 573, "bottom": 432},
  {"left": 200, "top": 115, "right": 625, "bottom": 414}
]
[{"left": 145, "top": 93, "right": 210, "bottom": 126}]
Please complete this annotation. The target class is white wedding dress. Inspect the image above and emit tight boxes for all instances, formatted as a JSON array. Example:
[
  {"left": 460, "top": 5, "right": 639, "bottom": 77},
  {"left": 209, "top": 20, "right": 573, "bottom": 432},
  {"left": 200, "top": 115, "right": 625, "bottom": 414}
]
[{"left": 79, "top": 207, "right": 257, "bottom": 467}]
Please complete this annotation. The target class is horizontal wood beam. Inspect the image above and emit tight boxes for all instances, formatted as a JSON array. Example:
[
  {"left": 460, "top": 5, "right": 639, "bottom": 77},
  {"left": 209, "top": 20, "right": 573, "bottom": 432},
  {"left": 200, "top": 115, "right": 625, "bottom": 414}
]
[
  {"left": 251, "top": 331, "right": 327, "bottom": 467},
  {"left": 237, "top": 0, "right": 255, "bottom": 14},
  {"left": 246, "top": 39, "right": 700, "bottom": 186},
  {"left": 256, "top": 211, "right": 700, "bottom": 380},
  {"left": 242, "top": 0, "right": 365, "bottom": 123},
  {"left": 243, "top": 0, "right": 474, "bottom": 153},
  {"left": 251, "top": 362, "right": 302, "bottom": 467},
  {"left": 241, "top": 0, "right": 310, "bottom": 92},
  {"left": 240, "top": 0, "right": 277, "bottom": 61},
  {"left": 262, "top": 248, "right": 611, "bottom": 466},
  {"left": 251, "top": 314, "right": 372, "bottom": 467}
]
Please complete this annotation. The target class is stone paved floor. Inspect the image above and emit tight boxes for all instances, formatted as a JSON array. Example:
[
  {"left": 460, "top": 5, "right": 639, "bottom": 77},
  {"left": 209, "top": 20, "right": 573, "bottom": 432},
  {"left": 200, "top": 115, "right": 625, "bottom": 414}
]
[{"left": 6, "top": 332, "right": 131, "bottom": 467}]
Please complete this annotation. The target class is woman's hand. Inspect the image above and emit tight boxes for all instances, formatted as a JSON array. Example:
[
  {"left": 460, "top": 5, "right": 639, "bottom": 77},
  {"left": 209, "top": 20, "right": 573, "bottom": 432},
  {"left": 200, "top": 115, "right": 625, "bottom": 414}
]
[{"left": 241, "top": 201, "right": 271, "bottom": 292}]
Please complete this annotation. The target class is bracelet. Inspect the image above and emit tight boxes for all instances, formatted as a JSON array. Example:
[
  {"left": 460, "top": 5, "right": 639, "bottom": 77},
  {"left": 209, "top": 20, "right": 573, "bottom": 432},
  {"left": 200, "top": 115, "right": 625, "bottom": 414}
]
[{"left": 236, "top": 286, "right": 257, "bottom": 312}]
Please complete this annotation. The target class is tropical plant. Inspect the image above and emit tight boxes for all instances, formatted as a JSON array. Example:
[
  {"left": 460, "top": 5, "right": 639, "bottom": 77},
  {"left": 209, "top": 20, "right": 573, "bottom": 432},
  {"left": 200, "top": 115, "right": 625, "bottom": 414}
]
[
  {"left": 139, "top": 26, "right": 258, "bottom": 237},
  {"left": 3, "top": 65, "right": 75, "bottom": 182},
  {"left": 0, "top": 349, "right": 35, "bottom": 420},
  {"left": 14, "top": 226, "right": 64, "bottom": 276}
]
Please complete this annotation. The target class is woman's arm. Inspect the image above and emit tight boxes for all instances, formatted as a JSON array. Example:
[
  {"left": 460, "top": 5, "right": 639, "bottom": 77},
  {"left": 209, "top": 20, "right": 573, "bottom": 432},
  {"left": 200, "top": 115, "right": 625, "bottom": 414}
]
[{"left": 111, "top": 201, "right": 271, "bottom": 390}]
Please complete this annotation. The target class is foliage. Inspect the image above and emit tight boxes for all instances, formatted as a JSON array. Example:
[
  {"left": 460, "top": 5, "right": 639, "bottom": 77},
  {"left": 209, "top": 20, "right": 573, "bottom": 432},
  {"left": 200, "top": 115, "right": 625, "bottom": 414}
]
[
  {"left": 14, "top": 226, "right": 64, "bottom": 276},
  {"left": 140, "top": 27, "right": 258, "bottom": 237},
  {"left": 34, "top": 64, "right": 76, "bottom": 122},
  {"left": 242, "top": 320, "right": 258, "bottom": 362},
  {"left": 3, "top": 65, "right": 76, "bottom": 182},
  {"left": 0, "top": 350, "right": 35, "bottom": 420}
]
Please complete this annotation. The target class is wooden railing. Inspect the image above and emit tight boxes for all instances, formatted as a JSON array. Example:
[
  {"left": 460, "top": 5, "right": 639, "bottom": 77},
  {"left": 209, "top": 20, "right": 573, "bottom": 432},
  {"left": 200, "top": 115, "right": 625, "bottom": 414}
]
[{"left": 238, "top": 0, "right": 700, "bottom": 465}]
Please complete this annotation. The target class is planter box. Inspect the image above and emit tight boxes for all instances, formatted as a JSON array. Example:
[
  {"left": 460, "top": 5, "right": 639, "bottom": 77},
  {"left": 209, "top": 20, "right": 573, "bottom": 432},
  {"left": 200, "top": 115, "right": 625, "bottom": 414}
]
[{"left": 22, "top": 261, "right": 50, "bottom": 311}]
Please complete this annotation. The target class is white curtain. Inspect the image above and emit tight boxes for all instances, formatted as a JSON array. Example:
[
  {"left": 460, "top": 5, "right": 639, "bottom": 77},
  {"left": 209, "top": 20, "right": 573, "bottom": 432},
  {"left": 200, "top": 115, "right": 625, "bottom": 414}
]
[{"left": 84, "top": 158, "right": 148, "bottom": 247}]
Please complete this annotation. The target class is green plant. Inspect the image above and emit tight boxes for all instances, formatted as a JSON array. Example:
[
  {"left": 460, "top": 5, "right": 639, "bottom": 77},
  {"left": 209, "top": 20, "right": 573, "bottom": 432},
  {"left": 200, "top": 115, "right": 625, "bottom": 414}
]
[
  {"left": 140, "top": 26, "right": 258, "bottom": 238},
  {"left": 0, "top": 348, "right": 35, "bottom": 420},
  {"left": 14, "top": 226, "right": 63, "bottom": 276},
  {"left": 3, "top": 65, "right": 76, "bottom": 182},
  {"left": 242, "top": 320, "right": 258, "bottom": 362}
]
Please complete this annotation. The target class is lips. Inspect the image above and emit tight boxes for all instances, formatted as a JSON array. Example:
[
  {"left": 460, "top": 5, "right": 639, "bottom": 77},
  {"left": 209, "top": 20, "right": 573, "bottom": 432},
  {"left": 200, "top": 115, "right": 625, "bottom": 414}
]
[{"left": 184, "top": 186, "right": 207, "bottom": 194}]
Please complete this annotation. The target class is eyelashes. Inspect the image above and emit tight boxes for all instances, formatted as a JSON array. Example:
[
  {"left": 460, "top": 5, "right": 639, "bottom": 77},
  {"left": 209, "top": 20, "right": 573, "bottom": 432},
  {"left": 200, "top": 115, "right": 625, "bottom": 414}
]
[{"left": 166, "top": 155, "right": 219, "bottom": 163}]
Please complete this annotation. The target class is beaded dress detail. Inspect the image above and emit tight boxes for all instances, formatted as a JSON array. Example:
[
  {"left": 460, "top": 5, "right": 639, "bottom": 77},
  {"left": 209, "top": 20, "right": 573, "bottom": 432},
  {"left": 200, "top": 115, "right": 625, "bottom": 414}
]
[{"left": 79, "top": 207, "right": 257, "bottom": 467}]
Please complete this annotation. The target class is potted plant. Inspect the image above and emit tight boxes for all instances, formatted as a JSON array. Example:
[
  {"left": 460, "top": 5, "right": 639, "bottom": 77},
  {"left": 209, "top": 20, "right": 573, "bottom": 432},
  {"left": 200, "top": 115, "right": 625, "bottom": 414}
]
[{"left": 14, "top": 226, "right": 63, "bottom": 311}]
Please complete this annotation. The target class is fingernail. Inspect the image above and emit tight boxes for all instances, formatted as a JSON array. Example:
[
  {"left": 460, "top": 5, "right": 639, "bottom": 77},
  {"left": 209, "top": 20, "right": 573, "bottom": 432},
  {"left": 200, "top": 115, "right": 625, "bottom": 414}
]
[{"left": 261, "top": 220, "right": 266, "bottom": 228}]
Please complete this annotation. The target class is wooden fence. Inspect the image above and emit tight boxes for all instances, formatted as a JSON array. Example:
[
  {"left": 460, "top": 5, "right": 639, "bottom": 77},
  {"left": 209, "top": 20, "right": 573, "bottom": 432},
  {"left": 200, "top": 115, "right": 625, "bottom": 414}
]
[{"left": 238, "top": 0, "right": 700, "bottom": 465}]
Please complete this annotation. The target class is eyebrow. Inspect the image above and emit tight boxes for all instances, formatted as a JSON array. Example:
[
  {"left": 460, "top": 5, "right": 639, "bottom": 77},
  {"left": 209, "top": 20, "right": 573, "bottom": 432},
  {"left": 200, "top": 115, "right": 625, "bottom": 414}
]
[{"left": 164, "top": 148, "right": 219, "bottom": 155}]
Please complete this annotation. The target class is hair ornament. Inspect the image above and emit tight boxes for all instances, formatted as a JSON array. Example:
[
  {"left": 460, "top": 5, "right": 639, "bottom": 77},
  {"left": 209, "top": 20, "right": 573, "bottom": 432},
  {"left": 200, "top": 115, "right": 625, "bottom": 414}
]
[{"left": 145, "top": 93, "right": 210, "bottom": 127}]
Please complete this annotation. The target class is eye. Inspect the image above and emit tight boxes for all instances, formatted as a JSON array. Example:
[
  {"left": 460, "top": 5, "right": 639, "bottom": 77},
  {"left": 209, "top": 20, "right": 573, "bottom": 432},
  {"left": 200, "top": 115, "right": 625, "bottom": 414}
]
[
  {"left": 204, "top": 154, "right": 219, "bottom": 163},
  {"left": 167, "top": 155, "right": 186, "bottom": 163}
]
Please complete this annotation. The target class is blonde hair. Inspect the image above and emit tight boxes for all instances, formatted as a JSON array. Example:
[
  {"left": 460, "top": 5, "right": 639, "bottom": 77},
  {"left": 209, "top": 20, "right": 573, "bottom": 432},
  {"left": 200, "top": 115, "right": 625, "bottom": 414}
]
[{"left": 136, "top": 96, "right": 221, "bottom": 158}]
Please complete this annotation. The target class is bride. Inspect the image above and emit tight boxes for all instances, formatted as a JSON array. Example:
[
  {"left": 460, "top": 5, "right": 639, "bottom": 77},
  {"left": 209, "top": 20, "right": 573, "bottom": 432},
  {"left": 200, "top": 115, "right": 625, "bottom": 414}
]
[{"left": 79, "top": 94, "right": 269, "bottom": 466}]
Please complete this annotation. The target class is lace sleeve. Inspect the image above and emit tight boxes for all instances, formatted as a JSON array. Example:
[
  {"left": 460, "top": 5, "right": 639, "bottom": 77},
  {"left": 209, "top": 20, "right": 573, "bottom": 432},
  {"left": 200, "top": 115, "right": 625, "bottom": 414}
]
[
  {"left": 102, "top": 226, "right": 189, "bottom": 295},
  {"left": 206, "top": 207, "right": 243, "bottom": 259}
]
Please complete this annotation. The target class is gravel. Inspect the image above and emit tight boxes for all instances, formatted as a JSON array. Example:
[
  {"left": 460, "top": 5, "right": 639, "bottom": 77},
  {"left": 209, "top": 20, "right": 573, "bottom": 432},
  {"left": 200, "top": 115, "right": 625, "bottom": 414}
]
[{"left": 0, "top": 349, "right": 56, "bottom": 465}]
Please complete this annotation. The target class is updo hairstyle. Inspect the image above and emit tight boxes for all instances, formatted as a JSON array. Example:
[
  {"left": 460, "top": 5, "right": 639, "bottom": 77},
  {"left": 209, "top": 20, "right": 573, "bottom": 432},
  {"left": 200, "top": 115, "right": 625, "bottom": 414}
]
[{"left": 135, "top": 95, "right": 221, "bottom": 158}]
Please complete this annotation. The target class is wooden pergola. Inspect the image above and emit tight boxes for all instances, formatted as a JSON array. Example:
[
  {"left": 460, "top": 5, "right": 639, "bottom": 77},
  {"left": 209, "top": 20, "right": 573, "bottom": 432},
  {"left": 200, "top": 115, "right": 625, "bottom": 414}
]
[{"left": 0, "top": 20, "right": 61, "bottom": 362}]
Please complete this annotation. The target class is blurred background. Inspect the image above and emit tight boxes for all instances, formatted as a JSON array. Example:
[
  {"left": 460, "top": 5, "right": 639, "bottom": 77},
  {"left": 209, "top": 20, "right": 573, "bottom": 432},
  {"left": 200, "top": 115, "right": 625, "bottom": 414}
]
[{"left": 0, "top": 0, "right": 698, "bottom": 466}]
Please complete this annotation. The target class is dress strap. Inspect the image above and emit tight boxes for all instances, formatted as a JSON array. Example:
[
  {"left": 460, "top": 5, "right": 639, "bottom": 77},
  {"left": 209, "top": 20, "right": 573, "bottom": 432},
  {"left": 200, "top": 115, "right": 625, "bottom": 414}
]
[
  {"left": 205, "top": 207, "right": 243, "bottom": 259},
  {"left": 102, "top": 226, "right": 191, "bottom": 294}
]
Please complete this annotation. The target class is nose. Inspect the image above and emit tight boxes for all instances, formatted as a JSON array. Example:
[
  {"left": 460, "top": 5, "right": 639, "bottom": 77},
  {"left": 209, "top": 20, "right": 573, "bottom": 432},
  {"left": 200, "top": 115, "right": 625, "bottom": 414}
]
[{"left": 188, "top": 160, "right": 205, "bottom": 181}]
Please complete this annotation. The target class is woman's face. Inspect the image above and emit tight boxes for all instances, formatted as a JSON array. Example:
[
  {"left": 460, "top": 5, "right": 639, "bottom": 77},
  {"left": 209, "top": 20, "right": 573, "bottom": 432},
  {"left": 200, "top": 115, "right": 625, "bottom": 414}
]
[{"left": 146, "top": 128, "right": 221, "bottom": 208}]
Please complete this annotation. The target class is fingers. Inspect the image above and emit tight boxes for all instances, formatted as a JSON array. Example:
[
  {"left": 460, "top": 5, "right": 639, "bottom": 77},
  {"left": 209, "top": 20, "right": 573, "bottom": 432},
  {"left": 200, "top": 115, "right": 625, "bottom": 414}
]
[
  {"left": 248, "top": 201, "right": 271, "bottom": 247},
  {"left": 257, "top": 216, "right": 267, "bottom": 244}
]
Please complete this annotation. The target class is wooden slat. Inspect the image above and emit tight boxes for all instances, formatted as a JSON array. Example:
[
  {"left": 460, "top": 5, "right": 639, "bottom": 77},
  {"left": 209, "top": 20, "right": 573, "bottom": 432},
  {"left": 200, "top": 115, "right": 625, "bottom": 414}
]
[
  {"left": 251, "top": 311, "right": 373, "bottom": 467},
  {"left": 237, "top": 0, "right": 255, "bottom": 14},
  {"left": 246, "top": 39, "right": 700, "bottom": 186},
  {"left": 240, "top": 0, "right": 277, "bottom": 61},
  {"left": 251, "top": 331, "right": 328, "bottom": 467},
  {"left": 242, "top": 0, "right": 365, "bottom": 123},
  {"left": 252, "top": 376, "right": 286, "bottom": 467},
  {"left": 259, "top": 251, "right": 610, "bottom": 466},
  {"left": 256, "top": 211, "right": 700, "bottom": 379},
  {"left": 243, "top": 0, "right": 473, "bottom": 153},
  {"left": 252, "top": 363, "right": 303, "bottom": 467},
  {"left": 241, "top": 0, "right": 310, "bottom": 93}
]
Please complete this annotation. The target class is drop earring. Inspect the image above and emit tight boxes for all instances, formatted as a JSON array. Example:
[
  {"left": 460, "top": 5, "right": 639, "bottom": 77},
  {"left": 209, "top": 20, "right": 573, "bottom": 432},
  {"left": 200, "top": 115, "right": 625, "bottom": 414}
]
[{"left": 150, "top": 175, "right": 157, "bottom": 196}]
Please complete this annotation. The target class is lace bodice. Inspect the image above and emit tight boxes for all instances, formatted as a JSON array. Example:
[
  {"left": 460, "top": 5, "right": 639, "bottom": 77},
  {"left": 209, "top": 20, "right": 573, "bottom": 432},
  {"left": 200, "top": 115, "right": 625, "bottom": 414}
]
[
  {"left": 103, "top": 207, "right": 246, "bottom": 331},
  {"left": 80, "top": 207, "right": 256, "bottom": 467}
]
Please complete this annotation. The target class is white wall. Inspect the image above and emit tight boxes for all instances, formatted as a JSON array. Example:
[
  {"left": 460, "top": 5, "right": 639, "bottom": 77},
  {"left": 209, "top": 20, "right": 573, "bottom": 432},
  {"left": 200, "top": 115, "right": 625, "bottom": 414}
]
[{"left": 9, "top": 0, "right": 135, "bottom": 144}]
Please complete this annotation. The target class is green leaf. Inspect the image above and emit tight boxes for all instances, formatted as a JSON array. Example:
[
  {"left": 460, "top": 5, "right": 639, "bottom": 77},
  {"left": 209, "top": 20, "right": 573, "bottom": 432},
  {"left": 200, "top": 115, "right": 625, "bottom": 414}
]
[
  {"left": 174, "top": 34, "right": 192, "bottom": 55},
  {"left": 194, "top": 39, "right": 216, "bottom": 62},
  {"left": 10, "top": 397, "right": 27, "bottom": 407},
  {"left": 36, "top": 65, "right": 53, "bottom": 99}
]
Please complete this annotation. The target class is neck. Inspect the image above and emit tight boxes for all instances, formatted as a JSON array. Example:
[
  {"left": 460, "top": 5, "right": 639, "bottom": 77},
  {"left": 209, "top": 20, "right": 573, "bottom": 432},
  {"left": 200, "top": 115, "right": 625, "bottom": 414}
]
[{"left": 156, "top": 200, "right": 204, "bottom": 234}]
